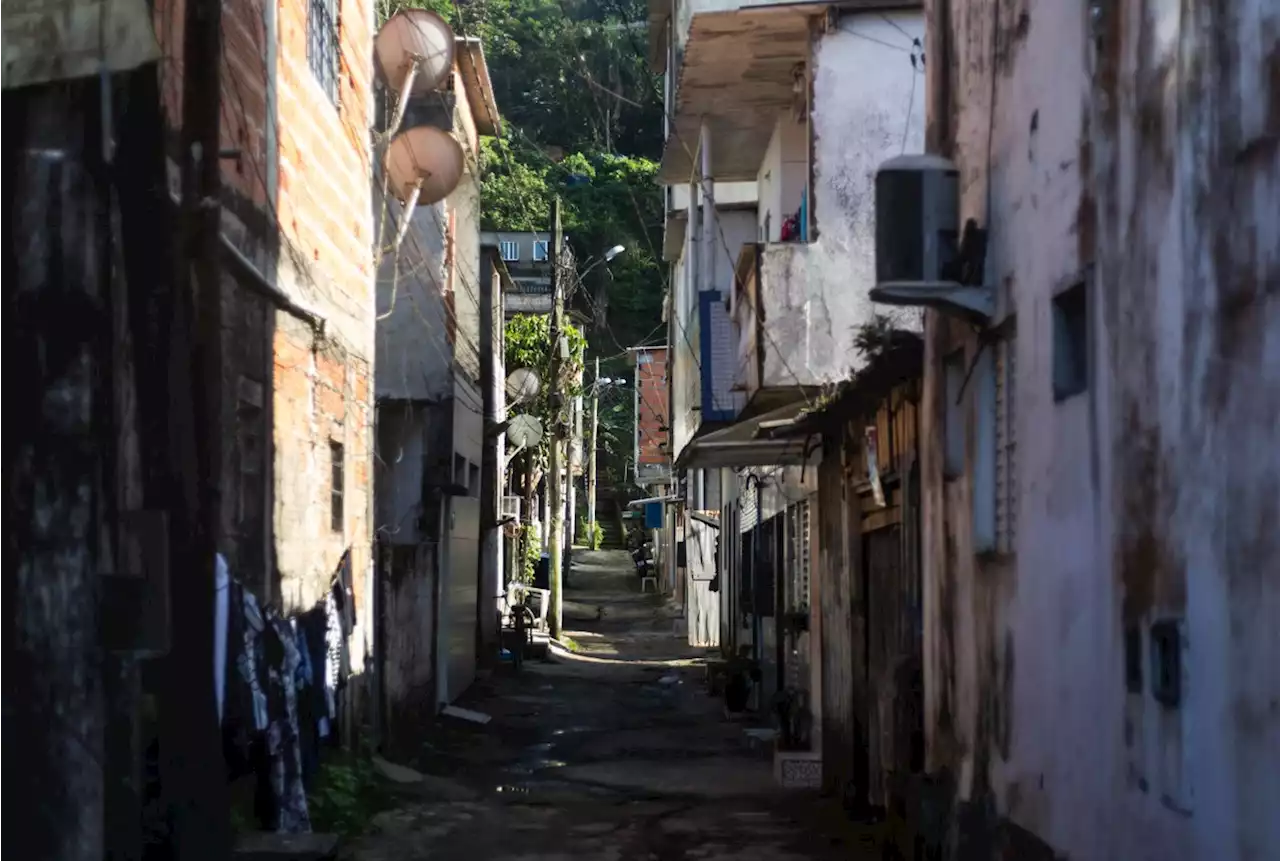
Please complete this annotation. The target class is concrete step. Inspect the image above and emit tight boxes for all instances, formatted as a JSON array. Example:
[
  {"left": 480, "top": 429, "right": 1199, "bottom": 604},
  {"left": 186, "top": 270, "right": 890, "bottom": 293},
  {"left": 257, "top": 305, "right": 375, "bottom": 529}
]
[{"left": 233, "top": 832, "right": 338, "bottom": 861}]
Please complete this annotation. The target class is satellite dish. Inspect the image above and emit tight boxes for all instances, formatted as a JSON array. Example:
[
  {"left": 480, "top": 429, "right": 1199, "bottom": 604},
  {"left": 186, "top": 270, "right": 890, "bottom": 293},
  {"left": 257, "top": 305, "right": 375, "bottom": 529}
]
[
  {"left": 506, "top": 414, "right": 544, "bottom": 449},
  {"left": 506, "top": 368, "right": 541, "bottom": 405},
  {"left": 385, "top": 126, "right": 465, "bottom": 205},
  {"left": 374, "top": 10, "right": 456, "bottom": 95}
]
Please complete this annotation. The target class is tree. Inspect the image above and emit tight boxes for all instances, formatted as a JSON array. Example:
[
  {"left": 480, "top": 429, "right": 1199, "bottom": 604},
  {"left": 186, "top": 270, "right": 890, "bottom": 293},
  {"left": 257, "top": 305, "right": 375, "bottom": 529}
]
[{"left": 382, "top": 0, "right": 667, "bottom": 494}]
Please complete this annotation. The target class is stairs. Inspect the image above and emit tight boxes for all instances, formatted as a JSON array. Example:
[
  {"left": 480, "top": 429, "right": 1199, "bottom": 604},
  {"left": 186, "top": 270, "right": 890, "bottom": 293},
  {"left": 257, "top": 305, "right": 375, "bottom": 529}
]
[{"left": 597, "top": 498, "right": 625, "bottom": 548}]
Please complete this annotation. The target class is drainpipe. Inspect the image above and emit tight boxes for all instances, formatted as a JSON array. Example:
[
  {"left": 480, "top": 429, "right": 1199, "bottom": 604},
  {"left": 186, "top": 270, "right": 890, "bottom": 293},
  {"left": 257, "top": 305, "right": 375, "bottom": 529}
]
[
  {"left": 700, "top": 122, "right": 716, "bottom": 296},
  {"left": 264, "top": 0, "right": 278, "bottom": 213},
  {"left": 433, "top": 495, "right": 451, "bottom": 709}
]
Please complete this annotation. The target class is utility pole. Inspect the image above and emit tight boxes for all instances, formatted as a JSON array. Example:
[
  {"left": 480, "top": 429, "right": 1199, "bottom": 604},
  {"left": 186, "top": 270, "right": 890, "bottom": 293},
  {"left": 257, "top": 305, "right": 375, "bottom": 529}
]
[
  {"left": 164, "top": 0, "right": 233, "bottom": 851},
  {"left": 547, "top": 196, "right": 565, "bottom": 639},
  {"left": 587, "top": 356, "right": 600, "bottom": 545},
  {"left": 567, "top": 393, "right": 580, "bottom": 556}
]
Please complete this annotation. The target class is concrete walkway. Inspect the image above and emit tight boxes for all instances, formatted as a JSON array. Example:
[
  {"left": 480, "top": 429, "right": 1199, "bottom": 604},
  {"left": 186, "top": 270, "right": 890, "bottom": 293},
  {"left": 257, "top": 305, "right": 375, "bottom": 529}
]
[{"left": 343, "top": 549, "right": 877, "bottom": 861}]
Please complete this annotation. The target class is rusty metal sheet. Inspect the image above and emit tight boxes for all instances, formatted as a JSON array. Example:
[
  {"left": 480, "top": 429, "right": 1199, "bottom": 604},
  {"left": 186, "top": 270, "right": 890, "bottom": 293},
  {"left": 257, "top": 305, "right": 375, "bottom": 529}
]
[{"left": 2, "top": 0, "right": 159, "bottom": 90}]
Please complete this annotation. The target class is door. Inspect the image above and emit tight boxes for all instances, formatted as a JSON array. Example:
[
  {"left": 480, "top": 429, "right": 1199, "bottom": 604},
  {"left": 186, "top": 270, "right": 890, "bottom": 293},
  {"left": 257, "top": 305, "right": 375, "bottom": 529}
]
[{"left": 863, "top": 524, "right": 902, "bottom": 806}]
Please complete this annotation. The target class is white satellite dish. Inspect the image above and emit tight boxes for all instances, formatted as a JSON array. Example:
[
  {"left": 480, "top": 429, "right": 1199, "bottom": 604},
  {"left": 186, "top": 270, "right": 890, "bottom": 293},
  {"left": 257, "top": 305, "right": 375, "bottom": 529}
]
[
  {"left": 506, "top": 368, "right": 542, "bottom": 405},
  {"left": 374, "top": 9, "right": 456, "bottom": 95},
  {"left": 385, "top": 126, "right": 466, "bottom": 206},
  {"left": 506, "top": 414, "right": 544, "bottom": 449}
]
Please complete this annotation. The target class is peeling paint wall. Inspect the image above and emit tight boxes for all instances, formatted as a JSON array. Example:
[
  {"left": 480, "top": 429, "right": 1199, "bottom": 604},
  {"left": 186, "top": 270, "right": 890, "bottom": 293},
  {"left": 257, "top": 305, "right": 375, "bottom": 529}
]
[
  {"left": 752, "top": 12, "right": 925, "bottom": 392},
  {"left": 922, "top": 0, "right": 1280, "bottom": 858}
]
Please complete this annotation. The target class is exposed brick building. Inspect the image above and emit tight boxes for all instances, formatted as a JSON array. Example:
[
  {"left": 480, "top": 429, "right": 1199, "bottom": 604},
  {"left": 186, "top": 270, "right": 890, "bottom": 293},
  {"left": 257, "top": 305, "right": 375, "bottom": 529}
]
[
  {"left": 155, "top": 0, "right": 377, "bottom": 677},
  {"left": 630, "top": 346, "right": 671, "bottom": 488}
]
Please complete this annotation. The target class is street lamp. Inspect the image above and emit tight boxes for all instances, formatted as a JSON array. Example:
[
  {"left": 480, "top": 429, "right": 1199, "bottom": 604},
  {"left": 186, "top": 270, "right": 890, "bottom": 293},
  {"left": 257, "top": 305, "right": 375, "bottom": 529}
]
[{"left": 578, "top": 244, "right": 627, "bottom": 281}]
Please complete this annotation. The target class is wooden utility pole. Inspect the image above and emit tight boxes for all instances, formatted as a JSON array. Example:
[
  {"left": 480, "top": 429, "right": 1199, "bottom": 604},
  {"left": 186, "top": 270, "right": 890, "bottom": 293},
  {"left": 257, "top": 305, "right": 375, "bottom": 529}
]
[
  {"left": 164, "top": 0, "right": 232, "bottom": 852},
  {"left": 587, "top": 356, "right": 600, "bottom": 544},
  {"left": 547, "top": 197, "right": 565, "bottom": 638}
]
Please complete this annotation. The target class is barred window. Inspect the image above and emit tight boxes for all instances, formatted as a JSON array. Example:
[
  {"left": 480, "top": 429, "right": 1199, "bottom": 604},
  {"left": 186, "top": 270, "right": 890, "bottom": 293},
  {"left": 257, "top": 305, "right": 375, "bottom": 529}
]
[{"left": 308, "top": 0, "right": 340, "bottom": 104}]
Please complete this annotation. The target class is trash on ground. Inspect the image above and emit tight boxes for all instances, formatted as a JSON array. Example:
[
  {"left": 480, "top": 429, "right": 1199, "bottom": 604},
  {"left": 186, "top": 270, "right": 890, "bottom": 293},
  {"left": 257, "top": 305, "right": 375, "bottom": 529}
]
[
  {"left": 371, "top": 755, "right": 425, "bottom": 784},
  {"left": 442, "top": 705, "right": 492, "bottom": 725}
]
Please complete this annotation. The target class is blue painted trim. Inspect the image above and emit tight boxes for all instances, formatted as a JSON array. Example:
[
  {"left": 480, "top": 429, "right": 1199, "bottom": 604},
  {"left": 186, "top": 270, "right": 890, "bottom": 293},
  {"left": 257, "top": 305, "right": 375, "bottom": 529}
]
[
  {"left": 699, "top": 289, "right": 737, "bottom": 423},
  {"left": 799, "top": 187, "right": 809, "bottom": 243}
]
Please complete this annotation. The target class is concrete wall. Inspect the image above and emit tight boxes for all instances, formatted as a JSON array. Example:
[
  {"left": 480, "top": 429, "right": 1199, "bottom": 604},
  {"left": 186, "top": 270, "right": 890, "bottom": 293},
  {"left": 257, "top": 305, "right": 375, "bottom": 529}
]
[
  {"left": 920, "top": 1, "right": 1280, "bottom": 859},
  {"left": 155, "top": 0, "right": 376, "bottom": 735},
  {"left": 735, "top": 12, "right": 925, "bottom": 395},
  {"left": 756, "top": 114, "right": 808, "bottom": 243}
]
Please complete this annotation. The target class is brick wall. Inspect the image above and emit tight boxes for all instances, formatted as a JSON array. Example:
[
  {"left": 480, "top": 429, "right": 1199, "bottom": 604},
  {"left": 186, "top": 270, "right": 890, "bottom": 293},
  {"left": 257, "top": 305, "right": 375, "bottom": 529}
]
[
  {"left": 636, "top": 348, "right": 670, "bottom": 466},
  {"left": 155, "top": 0, "right": 377, "bottom": 674}
]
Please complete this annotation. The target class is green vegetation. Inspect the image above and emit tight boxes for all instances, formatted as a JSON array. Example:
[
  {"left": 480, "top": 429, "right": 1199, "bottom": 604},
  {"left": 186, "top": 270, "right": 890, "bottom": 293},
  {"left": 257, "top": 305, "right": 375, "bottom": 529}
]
[
  {"left": 381, "top": 0, "right": 666, "bottom": 494},
  {"left": 306, "top": 748, "right": 394, "bottom": 838},
  {"left": 577, "top": 516, "right": 605, "bottom": 550},
  {"left": 517, "top": 523, "right": 540, "bottom": 584}
]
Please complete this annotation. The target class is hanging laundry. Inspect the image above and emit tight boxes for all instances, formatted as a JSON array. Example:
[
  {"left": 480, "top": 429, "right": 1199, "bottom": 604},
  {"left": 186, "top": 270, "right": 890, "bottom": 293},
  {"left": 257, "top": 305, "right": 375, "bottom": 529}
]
[
  {"left": 295, "top": 606, "right": 329, "bottom": 786},
  {"left": 215, "top": 554, "right": 230, "bottom": 723},
  {"left": 261, "top": 613, "right": 311, "bottom": 833},
  {"left": 323, "top": 551, "right": 356, "bottom": 739}
]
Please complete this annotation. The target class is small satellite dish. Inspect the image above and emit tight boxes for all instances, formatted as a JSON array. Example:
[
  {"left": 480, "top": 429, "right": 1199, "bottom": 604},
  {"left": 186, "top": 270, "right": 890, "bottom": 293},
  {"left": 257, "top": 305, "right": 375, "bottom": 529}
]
[
  {"left": 374, "top": 9, "right": 455, "bottom": 95},
  {"left": 506, "top": 414, "right": 544, "bottom": 449},
  {"left": 385, "top": 126, "right": 465, "bottom": 205},
  {"left": 506, "top": 368, "right": 541, "bottom": 405}
]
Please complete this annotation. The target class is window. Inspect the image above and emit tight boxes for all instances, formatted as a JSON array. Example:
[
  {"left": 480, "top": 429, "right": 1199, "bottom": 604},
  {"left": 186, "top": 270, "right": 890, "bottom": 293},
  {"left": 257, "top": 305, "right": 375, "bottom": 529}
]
[
  {"left": 532, "top": 239, "right": 550, "bottom": 262},
  {"left": 994, "top": 335, "right": 1017, "bottom": 554},
  {"left": 330, "top": 441, "right": 345, "bottom": 532},
  {"left": 1053, "top": 281, "right": 1089, "bottom": 400},
  {"left": 499, "top": 240, "right": 519, "bottom": 262},
  {"left": 237, "top": 400, "right": 264, "bottom": 526},
  {"left": 468, "top": 462, "right": 480, "bottom": 497},
  {"left": 308, "top": 0, "right": 340, "bottom": 104},
  {"left": 453, "top": 454, "right": 468, "bottom": 488},
  {"left": 944, "top": 350, "right": 965, "bottom": 478}
]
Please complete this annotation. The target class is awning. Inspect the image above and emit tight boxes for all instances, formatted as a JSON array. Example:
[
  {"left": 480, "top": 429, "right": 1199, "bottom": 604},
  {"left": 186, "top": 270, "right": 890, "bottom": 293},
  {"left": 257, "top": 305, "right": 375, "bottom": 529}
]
[
  {"left": 675, "top": 400, "right": 817, "bottom": 470},
  {"left": 658, "top": 6, "right": 822, "bottom": 183}
]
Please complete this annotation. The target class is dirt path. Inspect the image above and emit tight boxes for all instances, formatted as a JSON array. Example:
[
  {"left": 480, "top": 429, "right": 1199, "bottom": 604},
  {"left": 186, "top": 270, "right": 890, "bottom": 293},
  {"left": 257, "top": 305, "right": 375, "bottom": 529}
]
[{"left": 343, "top": 549, "right": 876, "bottom": 861}]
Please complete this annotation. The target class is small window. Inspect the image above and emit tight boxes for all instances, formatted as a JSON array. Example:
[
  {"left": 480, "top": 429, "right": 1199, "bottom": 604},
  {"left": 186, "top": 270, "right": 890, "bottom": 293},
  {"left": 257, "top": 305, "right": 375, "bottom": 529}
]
[
  {"left": 468, "top": 462, "right": 480, "bottom": 497},
  {"left": 499, "top": 240, "right": 519, "bottom": 262},
  {"left": 307, "top": 0, "right": 340, "bottom": 104},
  {"left": 1150, "top": 620, "right": 1183, "bottom": 708},
  {"left": 237, "top": 400, "right": 264, "bottom": 526},
  {"left": 453, "top": 453, "right": 467, "bottom": 487},
  {"left": 944, "top": 350, "right": 965, "bottom": 478},
  {"left": 532, "top": 239, "right": 550, "bottom": 262},
  {"left": 1124, "top": 624, "right": 1143, "bottom": 694},
  {"left": 1053, "top": 281, "right": 1089, "bottom": 400},
  {"left": 330, "top": 441, "right": 345, "bottom": 532}
]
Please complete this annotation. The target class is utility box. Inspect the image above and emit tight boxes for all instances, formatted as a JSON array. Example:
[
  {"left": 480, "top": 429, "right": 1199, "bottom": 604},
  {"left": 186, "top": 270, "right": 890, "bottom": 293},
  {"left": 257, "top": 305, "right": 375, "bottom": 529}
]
[{"left": 874, "top": 154, "right": 961, "bottom": 291}]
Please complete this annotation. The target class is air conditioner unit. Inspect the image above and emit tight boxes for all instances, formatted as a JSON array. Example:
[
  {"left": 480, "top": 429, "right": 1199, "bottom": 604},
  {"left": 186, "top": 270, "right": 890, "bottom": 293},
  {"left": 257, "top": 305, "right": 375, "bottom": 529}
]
[
  {"left": 869, "top": 154, "right": 993, "bottom": 322},
  {"left": 500, "top": 496, "right": 521, "bottom": 520}
]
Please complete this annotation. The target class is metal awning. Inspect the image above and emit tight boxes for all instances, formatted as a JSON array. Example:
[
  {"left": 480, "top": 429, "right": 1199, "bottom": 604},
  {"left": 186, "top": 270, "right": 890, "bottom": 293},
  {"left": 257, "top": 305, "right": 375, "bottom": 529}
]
[
  {"left": 675, "top": 400, "right": 817, "bottom": 470},
  {"left": 658, "top": 6, "right": 821, "bottom": 183}
]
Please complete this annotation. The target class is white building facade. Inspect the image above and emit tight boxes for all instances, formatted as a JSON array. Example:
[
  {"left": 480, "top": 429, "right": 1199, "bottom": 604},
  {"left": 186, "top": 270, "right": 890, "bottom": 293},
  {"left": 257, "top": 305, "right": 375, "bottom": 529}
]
[
  {"left": 878, "top": 1, "right": 1280, "bottom": 858},
  {"left": 649, "top": 0, "right": 926, "bottom": 783}
]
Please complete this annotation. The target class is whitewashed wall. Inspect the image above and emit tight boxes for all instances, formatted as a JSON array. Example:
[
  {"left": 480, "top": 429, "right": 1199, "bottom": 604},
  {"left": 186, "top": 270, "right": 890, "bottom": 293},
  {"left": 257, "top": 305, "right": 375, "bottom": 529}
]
[
  {"left": 920, "top": 1, "right": 1280, "bottom": 859},
  {"left": 747, "top": 11, "right": 926, "bottom": 392}
]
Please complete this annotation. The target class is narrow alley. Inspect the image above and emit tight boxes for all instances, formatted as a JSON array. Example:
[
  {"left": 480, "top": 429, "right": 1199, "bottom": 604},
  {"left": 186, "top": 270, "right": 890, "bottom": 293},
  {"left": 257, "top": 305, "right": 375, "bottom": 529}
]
[{"left": 343, "top": 549, "right": 868, "bottom": 861}]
